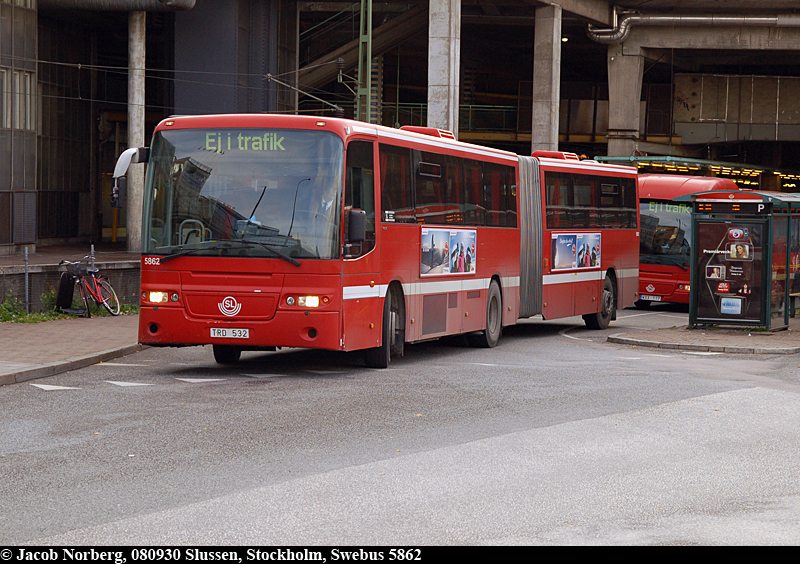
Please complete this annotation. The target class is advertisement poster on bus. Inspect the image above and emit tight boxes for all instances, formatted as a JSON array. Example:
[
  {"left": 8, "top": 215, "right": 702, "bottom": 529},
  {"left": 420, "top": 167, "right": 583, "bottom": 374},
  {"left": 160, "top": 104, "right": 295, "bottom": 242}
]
[
  {"left": 421, "top": 228, "right": 477, "bottom": 276},
  {"left": 551, "top": 233, "right": 601, "bottom": 270},
  {"left": 694, "top": 221, "right": 763, "bottom": 322}
]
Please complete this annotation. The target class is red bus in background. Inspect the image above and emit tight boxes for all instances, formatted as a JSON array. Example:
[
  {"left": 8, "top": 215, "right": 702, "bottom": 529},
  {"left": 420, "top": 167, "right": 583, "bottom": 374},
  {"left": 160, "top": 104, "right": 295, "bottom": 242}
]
[
  {"left": 637, "top": 174, "right": 740, "bottom": 308},
  {"left": 114, "top": 115, "right": 639, "bottom": 367}
]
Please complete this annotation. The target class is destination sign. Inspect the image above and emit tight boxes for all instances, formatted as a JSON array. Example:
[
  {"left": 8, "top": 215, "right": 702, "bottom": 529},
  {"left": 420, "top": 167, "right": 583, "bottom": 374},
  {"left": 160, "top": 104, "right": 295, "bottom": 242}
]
[{"left": 205, "top": 131, "right": 286, "bottom": 153}]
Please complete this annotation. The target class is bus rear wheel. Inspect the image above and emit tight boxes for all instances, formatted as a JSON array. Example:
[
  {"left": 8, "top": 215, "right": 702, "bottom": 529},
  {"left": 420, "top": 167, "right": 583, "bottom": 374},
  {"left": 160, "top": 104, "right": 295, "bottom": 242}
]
[
  {"left": 468, "top": 280, "right": 502, "bottom": 348},
  {"left": 364, "top": 285, "right": 404, "bottom": 368},
  {"left": 213, "top": 344, "right": 241, "bottom": 365},
  {"left": 583, "top": 275, "right": 614, "bottom": 330}
]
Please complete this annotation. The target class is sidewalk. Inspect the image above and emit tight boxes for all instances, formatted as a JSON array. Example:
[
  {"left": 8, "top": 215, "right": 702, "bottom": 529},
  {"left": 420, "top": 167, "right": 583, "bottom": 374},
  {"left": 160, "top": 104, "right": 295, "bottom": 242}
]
[
  {"left": 0, "top": 314, "right": 143, "bottom": 386},
  {"left": 0, "top": 243, "right": 138, "bottom": 270},
  {"left": 608, "top": 316, "right": 800, "bottom": 354}
]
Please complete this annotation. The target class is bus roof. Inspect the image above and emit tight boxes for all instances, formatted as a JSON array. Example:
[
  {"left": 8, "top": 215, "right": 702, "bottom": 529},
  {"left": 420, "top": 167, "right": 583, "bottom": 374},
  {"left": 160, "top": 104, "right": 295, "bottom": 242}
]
[
  {"left": 638, "top": 174, "right": 740, "bottom": 200},
  {"left": 154, "top": 113, "right": 520, "bottom": 163}
]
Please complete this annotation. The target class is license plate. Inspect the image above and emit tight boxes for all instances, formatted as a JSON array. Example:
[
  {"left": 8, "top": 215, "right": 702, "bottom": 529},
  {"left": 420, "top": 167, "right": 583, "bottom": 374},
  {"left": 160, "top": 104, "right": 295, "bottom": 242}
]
[
  {"left": 639, "top": 294, "right": 662, "bottom": 301},
  {"left": 210, "top": 328, "right": 250, "bottom": 339}
]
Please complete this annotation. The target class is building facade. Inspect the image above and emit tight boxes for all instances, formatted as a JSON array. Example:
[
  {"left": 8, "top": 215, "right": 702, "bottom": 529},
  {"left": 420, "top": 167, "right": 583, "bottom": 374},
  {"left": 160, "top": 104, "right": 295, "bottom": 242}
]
[{"left": 4, "top": 0, "right": 800, "bottom": 254}]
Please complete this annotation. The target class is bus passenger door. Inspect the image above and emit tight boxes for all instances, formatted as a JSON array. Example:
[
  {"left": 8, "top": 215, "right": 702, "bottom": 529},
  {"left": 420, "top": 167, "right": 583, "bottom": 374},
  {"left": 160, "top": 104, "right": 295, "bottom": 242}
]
[{"left": 342, "top": 140, "right": 382, "bottom": 351}]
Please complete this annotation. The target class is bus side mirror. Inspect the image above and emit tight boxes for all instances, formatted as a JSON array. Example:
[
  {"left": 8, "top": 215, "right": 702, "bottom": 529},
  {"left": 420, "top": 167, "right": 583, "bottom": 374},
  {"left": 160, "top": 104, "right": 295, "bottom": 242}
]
[
  {"left": 111, "top": 146, "right": 148, "bottom": 209},
  {"left": 348, "top": 208, "right": 366, "bottom": 242},
  {"left": 113, "top": 147, "right": 149, "bottom": 178},
  {"left": 111, "top": 176, "right": 126, "bottom": 209}
]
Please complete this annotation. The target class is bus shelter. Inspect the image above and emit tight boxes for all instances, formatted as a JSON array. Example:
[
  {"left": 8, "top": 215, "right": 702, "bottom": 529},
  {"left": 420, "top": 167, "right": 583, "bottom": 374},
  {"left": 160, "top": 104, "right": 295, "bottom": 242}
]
[{"left": 676, "top": 190, "right": 800, "bottom": 330}]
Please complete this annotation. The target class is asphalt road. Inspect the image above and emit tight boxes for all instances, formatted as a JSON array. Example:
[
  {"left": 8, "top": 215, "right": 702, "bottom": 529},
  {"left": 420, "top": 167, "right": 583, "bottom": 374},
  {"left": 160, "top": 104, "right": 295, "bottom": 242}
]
[{"left": 2, "top": 306, "right": 799, "bottom": 546}]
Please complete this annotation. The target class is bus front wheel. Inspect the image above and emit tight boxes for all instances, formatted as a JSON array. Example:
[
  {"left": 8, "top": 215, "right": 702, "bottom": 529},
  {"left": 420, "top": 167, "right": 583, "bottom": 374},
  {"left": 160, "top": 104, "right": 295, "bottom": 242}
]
[
  {"left": 583, "top": 276, "right": 614, "bottom": 330},
  {"left": 213, "top": 344, "right": 241, "bottom": 365},
  {"left": 364, "top": 286, "right": 404, "bottom": 368}
]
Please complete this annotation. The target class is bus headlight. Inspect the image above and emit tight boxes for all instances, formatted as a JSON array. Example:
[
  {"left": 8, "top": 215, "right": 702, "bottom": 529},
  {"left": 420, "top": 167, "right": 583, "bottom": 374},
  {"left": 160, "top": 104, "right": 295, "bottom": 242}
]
[
  {"left": 148, "top": 291, "right": 169, "bottom": 303},
  {"left": 298, "top": 296, "right": 320, "bottom": 308}
]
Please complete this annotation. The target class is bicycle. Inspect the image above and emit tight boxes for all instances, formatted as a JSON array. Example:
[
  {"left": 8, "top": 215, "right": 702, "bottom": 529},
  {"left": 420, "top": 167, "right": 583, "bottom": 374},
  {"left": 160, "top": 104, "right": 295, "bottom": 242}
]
[{"left": 58, "top": 257, "right": 121, "bottom": 317}]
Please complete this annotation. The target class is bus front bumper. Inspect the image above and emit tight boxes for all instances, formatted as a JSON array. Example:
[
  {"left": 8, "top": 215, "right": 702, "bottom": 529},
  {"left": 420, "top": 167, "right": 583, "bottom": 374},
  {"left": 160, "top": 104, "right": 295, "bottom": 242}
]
[{"left": 138, "top": 306, "right": 342, "bottom": 351}]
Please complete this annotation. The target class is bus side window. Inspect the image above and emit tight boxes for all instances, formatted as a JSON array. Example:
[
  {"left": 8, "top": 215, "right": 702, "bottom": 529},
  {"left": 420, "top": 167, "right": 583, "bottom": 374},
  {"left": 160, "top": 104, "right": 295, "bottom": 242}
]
[
  {"left": 463, "top": 159, "right": 485, "bottom": 225},
  {"left": 484, "top": 163, "right": 507, "bottom": 227},
  {"left": 621, "top": 177, "right": 638, "bottom": 228},
  {"left": 416, "top": 150, "right": 454, "bottom": 225},
  {"left": 506, "top": 167, "right": 517, "bottom": 228},
  {"left": 600, "top": 182, "right": 621, "bottom": 228},
  {"left": 345, "top": 140, "right": 376, "bottom": 255},
  {"left": 379, "top": 144, "right": 415, "bottom": 223},
  {"left": 545, "top": 171, "right": 571, "bottom": 229},
  {"left": 573, "top": 175, "right": 594, "bottom": 227}
]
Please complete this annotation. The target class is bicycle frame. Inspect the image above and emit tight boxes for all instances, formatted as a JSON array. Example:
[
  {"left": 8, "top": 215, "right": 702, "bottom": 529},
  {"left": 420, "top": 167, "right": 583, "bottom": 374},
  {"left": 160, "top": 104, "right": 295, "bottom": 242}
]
[
  {"left": 78, "top": 270, "right": 106, "bottom": 304},
  {"left": 59, "top": 257, "right": 121, "bottom": 317}
]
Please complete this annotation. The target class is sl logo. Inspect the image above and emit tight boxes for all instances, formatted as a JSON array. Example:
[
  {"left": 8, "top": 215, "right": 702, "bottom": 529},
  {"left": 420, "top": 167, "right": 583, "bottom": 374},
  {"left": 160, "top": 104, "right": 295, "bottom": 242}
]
[{"left": 218, "top": 296, "right": 241, "bottom": 317}]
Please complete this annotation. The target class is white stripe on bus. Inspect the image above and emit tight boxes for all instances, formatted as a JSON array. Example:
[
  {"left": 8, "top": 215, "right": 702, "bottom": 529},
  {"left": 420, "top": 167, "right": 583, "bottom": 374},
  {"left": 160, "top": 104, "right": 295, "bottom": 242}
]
[
  {"left": 343, "top": 277, "right": 521, "bottom": 301},
  {"left": 542, "top": 267, "right": 638, "bottom": 286}
]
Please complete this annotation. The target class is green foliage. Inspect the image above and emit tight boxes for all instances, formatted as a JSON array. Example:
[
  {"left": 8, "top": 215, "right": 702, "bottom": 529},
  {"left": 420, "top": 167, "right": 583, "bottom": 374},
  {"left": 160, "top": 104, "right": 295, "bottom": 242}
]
[
  {"left": 41, "top": 287, "right": 59, "bottom": 311},
  {"left": 0, "top": 292, "right": 26, "bottom": 322},
  {"left": 0, "top": 287, "right": 138, "bottom": 323}
]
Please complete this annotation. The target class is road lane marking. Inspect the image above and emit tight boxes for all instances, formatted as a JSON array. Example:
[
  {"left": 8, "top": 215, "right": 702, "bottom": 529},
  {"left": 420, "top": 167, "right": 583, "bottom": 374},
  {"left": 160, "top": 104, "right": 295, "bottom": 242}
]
[
  {"left": 559, "top": 326, "right": 593, "bottom": 341},
  {"left": 174, "top": 378, "right": 226, "bottom": 383}
]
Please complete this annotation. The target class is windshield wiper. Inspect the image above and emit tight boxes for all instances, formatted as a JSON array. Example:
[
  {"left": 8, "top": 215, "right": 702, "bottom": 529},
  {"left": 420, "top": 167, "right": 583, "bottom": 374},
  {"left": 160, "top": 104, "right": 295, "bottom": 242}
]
[
  {"left": 159, "top": 245, "right": 230, "bottom": 263},
  {"left": 158, "top": 241, "right": 301, "bottom": 266},
  {"left": 235, "top": 239, "right": 301, "bottom": 266}
]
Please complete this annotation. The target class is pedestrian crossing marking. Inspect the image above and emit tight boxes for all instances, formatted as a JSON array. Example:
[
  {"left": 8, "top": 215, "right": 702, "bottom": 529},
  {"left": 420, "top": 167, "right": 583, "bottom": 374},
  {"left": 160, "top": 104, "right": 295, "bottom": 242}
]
[
  {"left": 174, "top": 378, "right": 226, "bottom": 383},
  {"left": 30, "top": 384, "right": 80, "bottom": 391}
]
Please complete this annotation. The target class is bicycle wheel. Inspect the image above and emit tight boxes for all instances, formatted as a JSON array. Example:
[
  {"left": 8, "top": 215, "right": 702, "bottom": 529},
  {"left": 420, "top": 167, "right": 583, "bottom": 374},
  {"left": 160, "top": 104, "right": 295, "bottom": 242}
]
[
  {"left": 97, "top": 277, "right": 121, "bottom": 315},
  {"left": 74, "top": 278, "right": 92, "bottom": 318}
]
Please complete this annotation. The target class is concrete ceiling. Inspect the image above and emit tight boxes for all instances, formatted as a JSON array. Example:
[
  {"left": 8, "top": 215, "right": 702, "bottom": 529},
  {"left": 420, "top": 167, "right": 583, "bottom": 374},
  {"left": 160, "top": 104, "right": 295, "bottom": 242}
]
[
  {"left": 300, "top": 1, "right": 800, "bottom": 87},
  {"left": 611, "top": 1, "right": 800, "bottom": 13}
]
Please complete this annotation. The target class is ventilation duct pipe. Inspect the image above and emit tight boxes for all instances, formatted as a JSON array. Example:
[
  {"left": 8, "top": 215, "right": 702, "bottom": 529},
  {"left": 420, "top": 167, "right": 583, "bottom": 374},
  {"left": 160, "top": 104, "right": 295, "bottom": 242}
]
[
  {"left": 588, "top": 7, "right": 800, "bottom": 44},
  {"left": 38, "top": 0, "right": 195, "bottom": 10}
]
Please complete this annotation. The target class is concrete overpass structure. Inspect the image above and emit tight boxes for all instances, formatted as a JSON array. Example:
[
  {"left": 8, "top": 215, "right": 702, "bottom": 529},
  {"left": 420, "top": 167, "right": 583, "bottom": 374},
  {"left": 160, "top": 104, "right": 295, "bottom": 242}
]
[
  {"left": 5, "top": 1, "right": 800, "bottom": 254},
  {"left": 298, "top": 1, "right": 800, "bottom": 161}
]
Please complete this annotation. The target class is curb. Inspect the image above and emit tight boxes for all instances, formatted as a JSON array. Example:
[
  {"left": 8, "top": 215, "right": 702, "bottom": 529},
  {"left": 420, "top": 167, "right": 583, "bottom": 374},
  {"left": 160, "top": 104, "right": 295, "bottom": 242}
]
[
  {"left": 607, "top": 334, "right": 800, "bottom": 355},
  {"left": 0, "top": 344, "right": 146, "bottom": 386}
]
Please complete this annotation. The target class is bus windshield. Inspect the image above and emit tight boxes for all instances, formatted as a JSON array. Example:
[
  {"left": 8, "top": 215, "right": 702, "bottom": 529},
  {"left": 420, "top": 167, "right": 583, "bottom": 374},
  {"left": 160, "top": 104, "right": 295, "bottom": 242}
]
[
  {"left": 639, "top": 199, "right": 693, "bottom": 269},
  {"left": 142, "top": 127, "right": 344, "bottom": 260}
]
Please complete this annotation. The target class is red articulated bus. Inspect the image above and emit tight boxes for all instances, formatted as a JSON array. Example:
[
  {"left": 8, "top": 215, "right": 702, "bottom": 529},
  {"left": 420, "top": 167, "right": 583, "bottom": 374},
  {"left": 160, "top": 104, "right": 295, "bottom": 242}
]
[
  {"left": 637, "top": 174, "right": 740, "bottom": 308},
  {"left": 113, "top": 115, "right": 639, "bottom": 367}
]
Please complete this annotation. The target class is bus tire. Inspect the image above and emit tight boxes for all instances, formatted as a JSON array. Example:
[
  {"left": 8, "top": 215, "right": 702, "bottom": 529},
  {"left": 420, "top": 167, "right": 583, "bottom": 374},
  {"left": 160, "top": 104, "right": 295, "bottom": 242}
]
[
  {"left": 213, "top": 344, "right": 241, "bottom": 365},
  {"left": 469, "top": 280, "right": 502, "bottom": 348},
  {"left": 583, "top": 275, "right": 614, "bottom": 330},
  {"left": 365, "top": 285, "right": 404, "bottom": 368}
]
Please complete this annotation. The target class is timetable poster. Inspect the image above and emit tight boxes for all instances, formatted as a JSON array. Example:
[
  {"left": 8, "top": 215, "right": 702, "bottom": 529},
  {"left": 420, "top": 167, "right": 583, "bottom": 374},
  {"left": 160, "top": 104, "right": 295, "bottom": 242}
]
[{"left": 695, "top": 221, "right": 763, "bottom": 322}]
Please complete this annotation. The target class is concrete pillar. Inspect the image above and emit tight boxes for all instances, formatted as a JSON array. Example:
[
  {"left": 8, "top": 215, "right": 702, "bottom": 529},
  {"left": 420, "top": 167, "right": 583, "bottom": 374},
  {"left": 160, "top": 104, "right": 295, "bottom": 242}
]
[
  {"left": 606, "top": 43, "right": 644, "bottom": 157},
  {"left": 531, "top": 4, "right": 562, "bottom": 152},
  {"left": 427, "top": 0, "right": 460, "bottom": 136},
  {"left": 127, "top": 11, "right": 146, "bottom": 252}
]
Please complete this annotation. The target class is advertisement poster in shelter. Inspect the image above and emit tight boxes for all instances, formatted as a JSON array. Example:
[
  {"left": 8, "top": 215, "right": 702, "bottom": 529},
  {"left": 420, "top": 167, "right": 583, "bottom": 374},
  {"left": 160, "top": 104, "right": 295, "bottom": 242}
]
[{"left": 694, "top": 221, "right": 763, "bottom": 322}]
